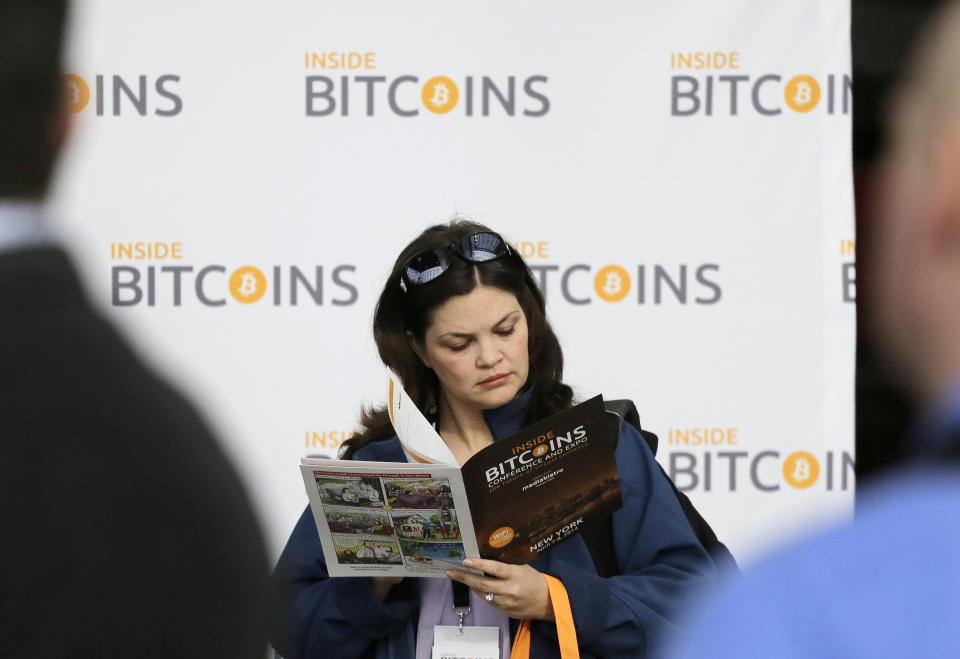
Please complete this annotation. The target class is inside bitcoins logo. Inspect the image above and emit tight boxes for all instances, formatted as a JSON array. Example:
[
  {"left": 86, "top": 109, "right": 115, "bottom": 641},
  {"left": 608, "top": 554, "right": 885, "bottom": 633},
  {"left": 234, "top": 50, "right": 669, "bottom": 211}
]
[
  {"left": 668, "top": 447, "right": 853, "bottom": 492},
  {"left": 668, "top": 50, "right": 849, "bottom": 117},
  {"left": 110, "top": 242, "right": 358, "bottom": 308},
  {"left": 304, "top": 50, "right": 549, "bottom": 117},
  {"left": 531, "top": 261, "right": 721, "bottom": 305},
  {"left": 508, "top": 240, "right": 722, "bottom": 306},
  {"left": 62, "top": 73, "right": 183, "bottom": 116}
]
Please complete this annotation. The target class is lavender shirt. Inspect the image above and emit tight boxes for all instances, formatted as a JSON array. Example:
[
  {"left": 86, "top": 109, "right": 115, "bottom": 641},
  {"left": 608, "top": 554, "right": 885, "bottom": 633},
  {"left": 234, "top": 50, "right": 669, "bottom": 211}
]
[{"left": 416, "top": 576, "right": 511, "bottom": 659}]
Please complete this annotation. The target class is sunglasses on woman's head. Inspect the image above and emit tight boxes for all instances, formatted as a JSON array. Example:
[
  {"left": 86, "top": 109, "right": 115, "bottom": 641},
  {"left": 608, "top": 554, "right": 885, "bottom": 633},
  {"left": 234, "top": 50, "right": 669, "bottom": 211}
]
[{"left": 400, "top": 231, "right": 513, "bottom": 292}]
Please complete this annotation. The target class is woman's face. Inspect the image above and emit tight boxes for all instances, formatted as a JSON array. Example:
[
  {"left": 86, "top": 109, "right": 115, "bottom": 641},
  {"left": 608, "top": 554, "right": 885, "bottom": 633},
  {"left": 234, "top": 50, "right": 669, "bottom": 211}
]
[{"left": 414, "top": 284, "right": 530, "bottom": 414}]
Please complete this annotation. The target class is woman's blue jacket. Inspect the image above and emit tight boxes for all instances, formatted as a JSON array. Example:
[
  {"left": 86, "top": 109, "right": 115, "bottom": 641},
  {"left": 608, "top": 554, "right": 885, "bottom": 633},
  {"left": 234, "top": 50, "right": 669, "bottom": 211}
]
[{"left": 272, "top": 391, "right": 718, "bottom": 658}]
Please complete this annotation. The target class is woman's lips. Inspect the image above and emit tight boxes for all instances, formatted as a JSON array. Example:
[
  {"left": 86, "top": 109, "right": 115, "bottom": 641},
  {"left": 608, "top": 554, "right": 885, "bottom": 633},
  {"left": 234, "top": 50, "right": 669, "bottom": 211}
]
[{"left": 478, "top": 373, "right": 510, "bottom": 388}]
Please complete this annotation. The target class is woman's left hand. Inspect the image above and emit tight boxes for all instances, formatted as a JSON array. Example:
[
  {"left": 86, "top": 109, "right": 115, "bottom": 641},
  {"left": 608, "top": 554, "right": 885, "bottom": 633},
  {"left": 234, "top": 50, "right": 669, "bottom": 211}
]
[{"left": 447, "top": 558, "right": 555, "bottom": 621}]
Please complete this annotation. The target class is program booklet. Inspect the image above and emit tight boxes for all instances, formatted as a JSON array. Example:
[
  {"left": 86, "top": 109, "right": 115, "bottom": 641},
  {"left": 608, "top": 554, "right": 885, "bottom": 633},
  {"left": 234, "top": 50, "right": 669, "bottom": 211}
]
[{"left": 300, "top": 376, "right": 622, "bottom": 577}]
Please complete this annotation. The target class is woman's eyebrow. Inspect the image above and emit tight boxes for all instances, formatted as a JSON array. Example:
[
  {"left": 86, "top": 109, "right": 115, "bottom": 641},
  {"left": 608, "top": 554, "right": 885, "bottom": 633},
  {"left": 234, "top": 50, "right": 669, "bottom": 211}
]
[
  {"left": 492, "top": 310, "right": 521, "bottom": 327},
  {"left": 438, "top": 310, "right": 521, "bottom": 340},
  {"left": 438, "top": 331, "right": 473, "bottom": 340}
]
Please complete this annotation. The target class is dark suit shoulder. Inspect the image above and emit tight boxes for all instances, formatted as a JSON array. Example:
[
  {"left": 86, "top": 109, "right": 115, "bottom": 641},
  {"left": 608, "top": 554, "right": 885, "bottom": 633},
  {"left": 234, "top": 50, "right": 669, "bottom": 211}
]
[{"left": 0, "top": 247, "right": 270, "bottom": 658}]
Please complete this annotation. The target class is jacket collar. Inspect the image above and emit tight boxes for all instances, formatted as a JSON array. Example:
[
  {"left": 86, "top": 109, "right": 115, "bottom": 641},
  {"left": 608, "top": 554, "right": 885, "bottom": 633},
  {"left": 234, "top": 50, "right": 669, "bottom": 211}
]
[{"left": 481, "top": 388, "right": 532, "bottom": 442}]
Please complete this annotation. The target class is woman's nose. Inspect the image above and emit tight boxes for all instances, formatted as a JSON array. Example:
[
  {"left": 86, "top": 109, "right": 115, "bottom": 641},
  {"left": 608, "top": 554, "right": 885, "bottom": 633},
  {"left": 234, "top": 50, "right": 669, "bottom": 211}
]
[{"left": 475, "top": 337, "right": 503, "bottom": 368}]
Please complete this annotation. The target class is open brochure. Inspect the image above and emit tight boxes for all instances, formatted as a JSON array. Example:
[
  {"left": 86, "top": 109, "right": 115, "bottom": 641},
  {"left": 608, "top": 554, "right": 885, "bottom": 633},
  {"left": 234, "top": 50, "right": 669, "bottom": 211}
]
[{"left": 300, "top": 376, "right": 622, "bottom": 577}]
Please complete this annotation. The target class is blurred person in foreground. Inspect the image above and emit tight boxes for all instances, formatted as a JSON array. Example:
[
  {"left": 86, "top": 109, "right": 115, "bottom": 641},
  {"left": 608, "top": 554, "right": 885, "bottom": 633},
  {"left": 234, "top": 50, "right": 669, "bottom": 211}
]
[
  {"left": 0, "top": 2, "right": 270, "bottom": 657},
  {"left": 668, "top": 3, "right": 960, "bottom": 657}
]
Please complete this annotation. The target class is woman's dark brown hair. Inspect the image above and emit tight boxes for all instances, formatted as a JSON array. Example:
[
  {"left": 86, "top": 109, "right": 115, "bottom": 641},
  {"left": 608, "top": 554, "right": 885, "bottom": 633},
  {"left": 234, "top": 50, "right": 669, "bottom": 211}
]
[{"left": 340, "top": 218, "right": 573, "bottom": 458}]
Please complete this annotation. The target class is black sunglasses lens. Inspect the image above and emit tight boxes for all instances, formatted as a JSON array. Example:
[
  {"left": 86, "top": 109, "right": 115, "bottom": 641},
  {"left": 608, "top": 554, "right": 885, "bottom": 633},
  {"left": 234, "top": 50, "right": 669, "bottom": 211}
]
[
  {"left": 461, "top": 232, "right": 507, "bottom": 262},
  {"left": 404, "top": 248, "right": 450, "bottom": 285}
]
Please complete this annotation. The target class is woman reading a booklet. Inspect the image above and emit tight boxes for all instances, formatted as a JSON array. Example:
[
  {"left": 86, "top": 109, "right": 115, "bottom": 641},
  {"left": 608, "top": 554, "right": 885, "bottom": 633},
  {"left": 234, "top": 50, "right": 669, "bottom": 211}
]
[{"left": 272, "top": 219, "right": 719, "bottom": 659}]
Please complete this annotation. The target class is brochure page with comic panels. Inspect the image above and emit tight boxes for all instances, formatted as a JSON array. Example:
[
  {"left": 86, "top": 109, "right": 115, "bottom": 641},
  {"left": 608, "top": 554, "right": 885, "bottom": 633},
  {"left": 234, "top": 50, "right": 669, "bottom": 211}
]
[
  {"left": 298, "top": 377, "right": 622, "bottom": 577},
  {"left": 300, "top": 460, "right": 480, "bottom": 577}
]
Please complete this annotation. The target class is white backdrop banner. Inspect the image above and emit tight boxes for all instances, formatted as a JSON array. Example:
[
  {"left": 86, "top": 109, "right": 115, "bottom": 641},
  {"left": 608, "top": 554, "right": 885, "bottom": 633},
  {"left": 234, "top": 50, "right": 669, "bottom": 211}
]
[{"left": 53, "top": 0, "right": 855, "bottom": 563}]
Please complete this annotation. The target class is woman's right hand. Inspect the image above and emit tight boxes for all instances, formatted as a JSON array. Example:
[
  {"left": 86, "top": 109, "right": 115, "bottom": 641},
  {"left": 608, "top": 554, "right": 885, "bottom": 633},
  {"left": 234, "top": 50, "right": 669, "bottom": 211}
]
[{"left": 371, "top": 575, "right": 404, "bottom": 601}]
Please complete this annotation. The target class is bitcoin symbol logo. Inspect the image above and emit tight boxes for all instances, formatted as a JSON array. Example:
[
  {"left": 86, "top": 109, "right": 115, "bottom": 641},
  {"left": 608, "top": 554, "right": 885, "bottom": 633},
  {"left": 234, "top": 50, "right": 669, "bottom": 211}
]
[
  {"left": 532, "top": 445, "right": 548, "bottom": 457},
  {"left": 782, "top": 451, "right": 820, "bottom": 489},
  {"left": 604, "top": 273, "right": 621, "bottom": 296},
  {"left": 593, "top": 265, "right": 631, "bottom": 303},
  {"left": 229, "top": 266, "right": 267, "bottom": 304},
  {"left": 792, "top": 460, "right": 809, "bottom": 481},
  {"left": 421, "top": 76, "right": 459, "bottom": 114},
  {"left": 62, "top": 74, "right": 90, "bottom": 113},
  {"left": 784, "top": 75, "right": 821, "bottom": 113},
  {"left": 238, "top": 273, "right": 257, "bottom": 297},
  {"left": 431, "top": 84, "right": 449, "bottom": 107}
]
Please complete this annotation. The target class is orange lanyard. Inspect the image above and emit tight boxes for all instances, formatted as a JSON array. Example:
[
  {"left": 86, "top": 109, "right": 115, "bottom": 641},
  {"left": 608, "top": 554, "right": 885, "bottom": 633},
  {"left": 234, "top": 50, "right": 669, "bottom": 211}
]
[{"left": 510, "top": 574, "right": 579, "bottom": 659}]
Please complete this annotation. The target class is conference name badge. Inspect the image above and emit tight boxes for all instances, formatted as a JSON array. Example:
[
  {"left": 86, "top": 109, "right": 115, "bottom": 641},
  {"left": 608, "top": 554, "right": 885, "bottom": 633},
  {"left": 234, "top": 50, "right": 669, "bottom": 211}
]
[{"left": 432, "top": 625, "right": 499, "bottom": 659}]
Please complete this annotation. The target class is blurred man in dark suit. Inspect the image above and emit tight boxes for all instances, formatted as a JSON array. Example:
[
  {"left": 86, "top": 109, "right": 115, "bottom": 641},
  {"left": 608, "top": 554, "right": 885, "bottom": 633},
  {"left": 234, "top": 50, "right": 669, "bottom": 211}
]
[{"left": 0, "top": 3, "right": 270, "bottom": 656}]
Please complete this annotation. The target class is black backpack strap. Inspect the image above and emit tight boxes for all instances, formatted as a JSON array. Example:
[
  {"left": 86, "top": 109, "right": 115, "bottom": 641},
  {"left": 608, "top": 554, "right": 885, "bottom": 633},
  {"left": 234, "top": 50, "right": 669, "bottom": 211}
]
[
  {"left": 578, "top": 410, "right": 622, "bottom": 578},
  {"left": 603, "top": 399, "right": 656, "bottom": 454},
  {"left": 580, "top": 400, "right": 739, "bottom": 577}
]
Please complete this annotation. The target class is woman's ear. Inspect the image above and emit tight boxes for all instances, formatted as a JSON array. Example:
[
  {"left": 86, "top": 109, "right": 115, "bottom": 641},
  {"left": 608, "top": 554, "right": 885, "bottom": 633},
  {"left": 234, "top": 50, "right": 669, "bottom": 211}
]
[{"left": 406, "top": 331, "right": 432, "bottom": 369}]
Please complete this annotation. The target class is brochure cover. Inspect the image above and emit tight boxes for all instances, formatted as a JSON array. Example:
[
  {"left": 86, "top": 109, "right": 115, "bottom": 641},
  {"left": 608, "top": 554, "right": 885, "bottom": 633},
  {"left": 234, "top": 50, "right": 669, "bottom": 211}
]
[
  {"left": 300, "top": 377, "right": 622, "bottom": 577},
  {"left": 459, "top": 394, "right": 622, "bottom": 563}
]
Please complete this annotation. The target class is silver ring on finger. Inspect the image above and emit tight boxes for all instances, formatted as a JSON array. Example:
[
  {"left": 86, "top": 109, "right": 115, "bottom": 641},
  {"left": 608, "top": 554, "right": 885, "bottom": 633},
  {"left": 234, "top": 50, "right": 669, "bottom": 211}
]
[{"left": 484, "top": 592, "right": 495, "bottom": 603}]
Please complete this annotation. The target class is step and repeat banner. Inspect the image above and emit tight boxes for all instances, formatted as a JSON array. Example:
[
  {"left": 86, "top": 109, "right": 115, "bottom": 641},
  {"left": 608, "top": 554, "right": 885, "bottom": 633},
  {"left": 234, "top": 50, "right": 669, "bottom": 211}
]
[{"left": 52, "top": 0, "right": 854, "bottom": 563}]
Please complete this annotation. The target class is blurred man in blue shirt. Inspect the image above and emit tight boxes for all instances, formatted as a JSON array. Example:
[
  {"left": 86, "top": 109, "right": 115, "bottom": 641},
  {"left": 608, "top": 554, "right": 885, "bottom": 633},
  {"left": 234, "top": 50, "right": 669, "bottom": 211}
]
[{"left": 669, "top": 2, "right": 960, "bottom": 656}]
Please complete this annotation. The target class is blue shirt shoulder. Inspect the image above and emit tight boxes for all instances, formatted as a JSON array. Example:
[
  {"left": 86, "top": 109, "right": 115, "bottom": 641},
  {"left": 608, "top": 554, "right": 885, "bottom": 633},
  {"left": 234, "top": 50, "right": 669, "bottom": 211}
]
[{"left": 669, "top": 466, "right": 960, "bottom": 658}]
